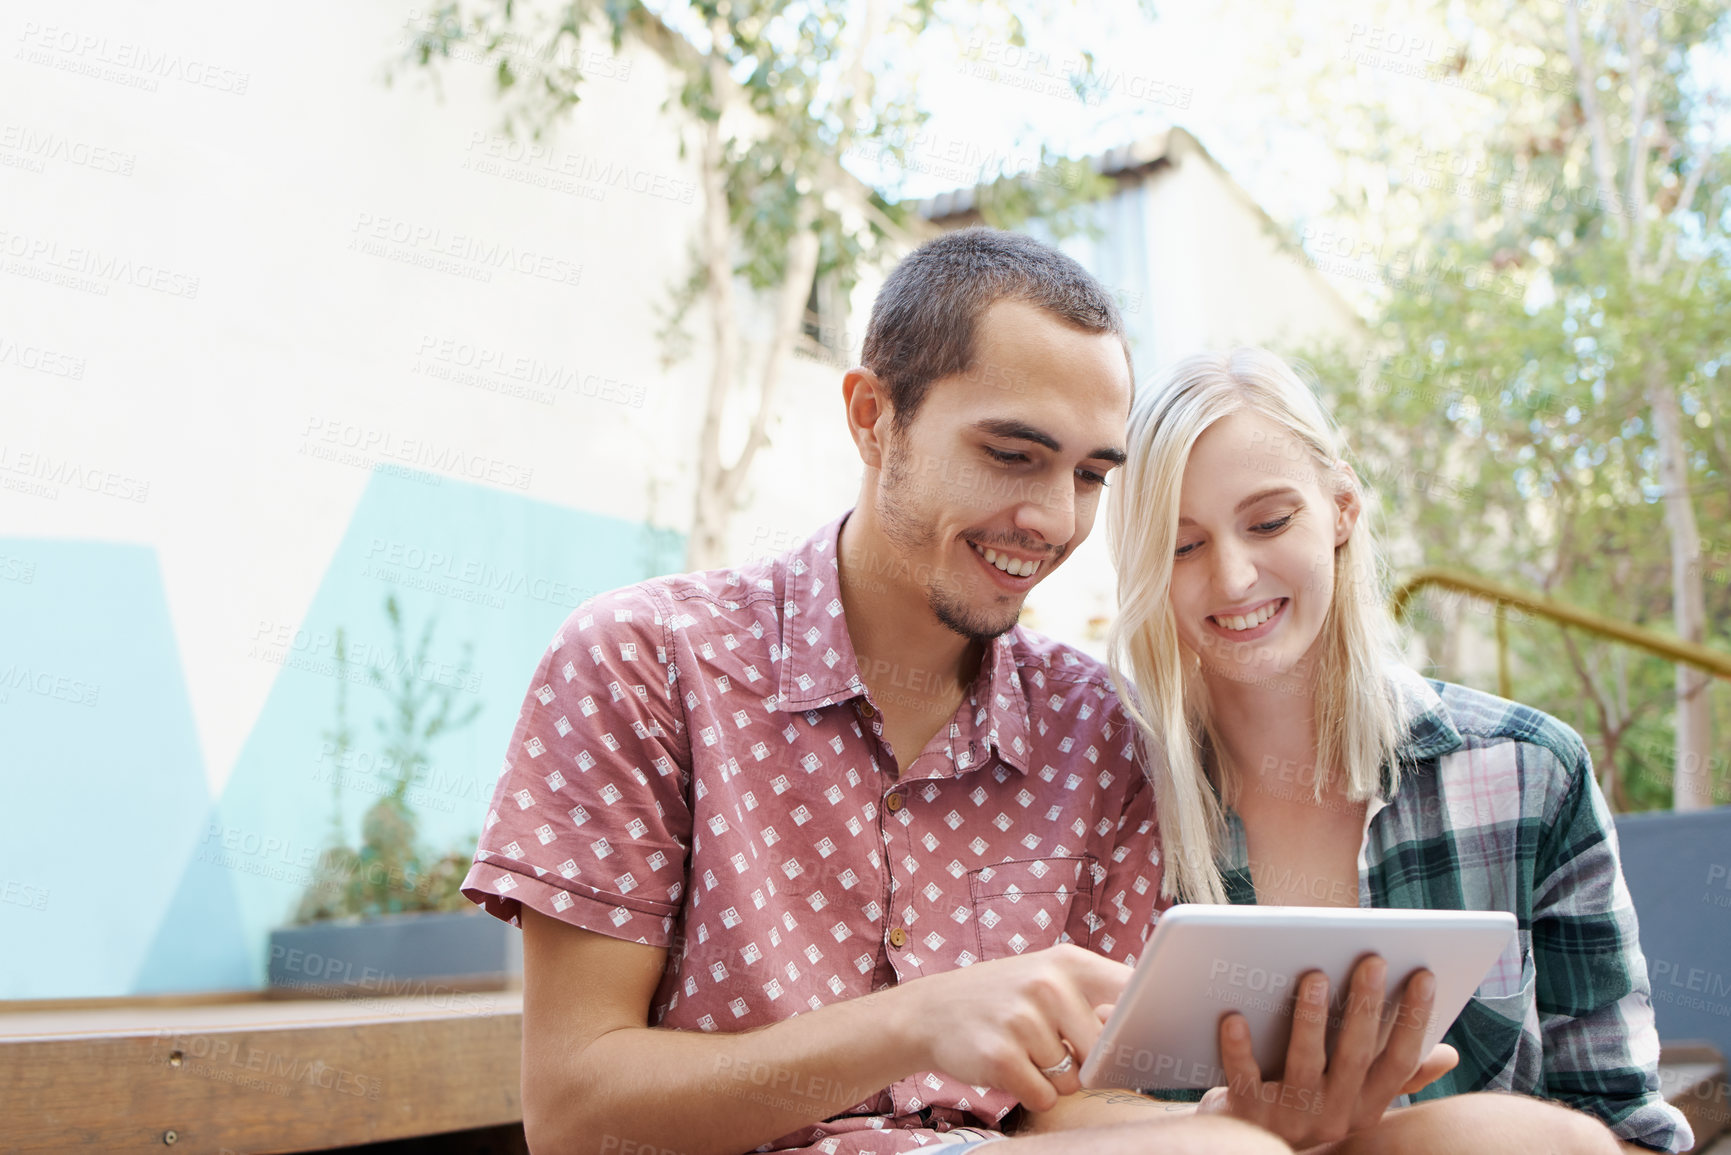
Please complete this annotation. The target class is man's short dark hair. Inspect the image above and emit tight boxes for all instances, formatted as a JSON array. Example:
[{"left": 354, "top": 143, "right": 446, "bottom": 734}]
[{"left": 860, "top": 227, "right": 1132, "bottom": 431}]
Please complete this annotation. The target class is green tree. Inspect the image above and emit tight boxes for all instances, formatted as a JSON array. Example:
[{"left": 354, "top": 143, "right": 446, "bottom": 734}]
[
  {"left": 1281, "top": 0, "right": 1731, "bottom": 807},
  {"left": 400, "top": 0, "right": 1116, "bottom": 568}
]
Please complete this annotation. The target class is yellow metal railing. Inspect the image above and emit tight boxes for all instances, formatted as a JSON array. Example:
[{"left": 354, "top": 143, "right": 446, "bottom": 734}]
[{"left": 1390, "top": 566, "right": 1731, "bottom": 699}]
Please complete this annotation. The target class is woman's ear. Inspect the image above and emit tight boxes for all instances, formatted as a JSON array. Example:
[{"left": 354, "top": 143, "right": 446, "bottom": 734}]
[{"left": 1332, "top": 461, "right": 1363, "bottom": 548}]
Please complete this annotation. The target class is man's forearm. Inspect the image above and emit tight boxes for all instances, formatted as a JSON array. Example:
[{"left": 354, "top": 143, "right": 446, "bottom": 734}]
[{"left": 536, "top": 984, "right": 928, "bottom": 1155}]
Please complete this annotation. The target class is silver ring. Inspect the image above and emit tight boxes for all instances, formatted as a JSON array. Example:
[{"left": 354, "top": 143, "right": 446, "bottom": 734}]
[{"left": 1038, "top": 1050, "right": 1075, "bottom": 1079}]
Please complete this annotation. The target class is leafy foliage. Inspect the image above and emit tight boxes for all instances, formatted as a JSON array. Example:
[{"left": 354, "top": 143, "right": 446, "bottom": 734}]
[
  {"left": 1287, "top": 0, "right": 1731, "bottom": 807},
  {"left": 395, "top": 0, "right": 1125, "bottom": 566}
]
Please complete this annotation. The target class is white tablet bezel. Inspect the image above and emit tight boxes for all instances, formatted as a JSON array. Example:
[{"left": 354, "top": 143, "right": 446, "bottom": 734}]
[{"left": 1079, "top": 904, "right": 1519, "bottom": 1091}]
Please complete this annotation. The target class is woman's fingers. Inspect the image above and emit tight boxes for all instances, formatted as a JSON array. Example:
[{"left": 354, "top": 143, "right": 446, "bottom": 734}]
[
  {"left": 1197, "top": 1084, "right": 1231, "bottom": 1115},
  {"left": 1325, "top": 955, "right": 1386, "bottom": 1092},
  {"left": 1362, "top": 968, "right": 1436, "bottom": 1103},
  {"left": 1282, "top": 970, "right": 1330, "bottom": 1089},
  {"left": 1399, "top": 1042, "right": 1459, "bottom": 1095},
  {"left": 1217, "top": 1012, "right": 1263, "bottom": 1104},
  {"left": 1202, "top": 962, "right": 1448, "bottom": 1145}
]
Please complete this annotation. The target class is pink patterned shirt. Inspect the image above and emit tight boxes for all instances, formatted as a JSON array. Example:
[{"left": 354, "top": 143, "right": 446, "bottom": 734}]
[{"left": 461, "top": 511, "right": 1167, "bottom": 1152}]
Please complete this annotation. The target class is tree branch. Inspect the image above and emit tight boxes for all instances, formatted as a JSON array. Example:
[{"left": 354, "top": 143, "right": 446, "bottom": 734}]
[
  {"left": 1622, "top": 0, "right": 1654, "bottom": 272},
  {"left": 1558, "top": 626, "right": 1627, "bottom": 810},
  {"left": 1655, "top": 147, "right": 1709, "bottom": 275},
  {"left": 715, "top": 205, "right": 821, "bottom": 512},
  {"left": 1564, "top": 0, "right": 1621, "bottom": 234},
  {"left": 687, "top": 15, "right": 744, "bottom": 569}
]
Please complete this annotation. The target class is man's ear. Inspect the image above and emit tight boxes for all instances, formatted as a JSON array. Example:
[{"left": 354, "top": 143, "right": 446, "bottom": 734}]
[
  {"left": 1333, "top": 461, "right": 1363, "bottom": 548},
  {"left": 843, "top": 368, "right": 893, "bottom": 469}
]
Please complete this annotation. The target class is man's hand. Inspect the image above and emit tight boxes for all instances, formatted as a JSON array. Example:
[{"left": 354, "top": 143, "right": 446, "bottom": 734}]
[
  {"left": 892, "top": 943, "right": 1133, "bottom": 1112},
  {"left": 1196, "top": 957, "right": 1459, "bottom": 1147}
]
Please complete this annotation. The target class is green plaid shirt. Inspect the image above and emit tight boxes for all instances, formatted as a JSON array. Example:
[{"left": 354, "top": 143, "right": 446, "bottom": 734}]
[{"left": 1151, "top": 670, "right": 1692, "bottom": 1153}]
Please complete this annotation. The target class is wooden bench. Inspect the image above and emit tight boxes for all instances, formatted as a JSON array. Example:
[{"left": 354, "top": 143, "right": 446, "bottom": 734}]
[
  {"left": 0, "top": 989, "right": 525, "bottom": 1153},
  {"left": 1662, "top": 1041, "right": 1731, "bottom": 1155},
  {"left": 5, "top": 991, "right": 1726, "bottom": 1152}
]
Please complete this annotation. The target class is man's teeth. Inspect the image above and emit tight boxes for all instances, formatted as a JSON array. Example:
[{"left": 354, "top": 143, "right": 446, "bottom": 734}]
[
  {"left": 975, "top": 544, "right": 1039, "bottom": 578},
  {"left": 1213, "top": 601, "right": 1281, "bottom": 631}
]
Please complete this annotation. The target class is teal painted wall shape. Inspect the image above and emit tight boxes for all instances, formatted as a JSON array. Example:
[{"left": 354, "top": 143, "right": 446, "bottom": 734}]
[
  {"left": 0, "top": 540, "right": 223, "bottom": 998},
  {"left": 0, "top": 465, "right": 681, "bottom": 997},
  {"left": 141, "top": 465, "right": 683, "bottom": 994}
]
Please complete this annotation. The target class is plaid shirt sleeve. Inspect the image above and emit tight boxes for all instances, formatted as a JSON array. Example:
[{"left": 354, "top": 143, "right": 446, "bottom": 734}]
[{"left": 1530, "top": 732, "right": 1692, "bottom": 1153}]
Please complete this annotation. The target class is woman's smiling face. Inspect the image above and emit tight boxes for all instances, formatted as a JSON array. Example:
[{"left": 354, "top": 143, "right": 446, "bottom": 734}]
[{"left": 1170, "top": 408, "right": 1359, "bottom": 684}]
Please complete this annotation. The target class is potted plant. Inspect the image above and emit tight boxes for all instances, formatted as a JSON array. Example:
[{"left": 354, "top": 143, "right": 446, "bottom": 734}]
[{"left": 267, "top": 595, "right": 520, "bottom": 998}]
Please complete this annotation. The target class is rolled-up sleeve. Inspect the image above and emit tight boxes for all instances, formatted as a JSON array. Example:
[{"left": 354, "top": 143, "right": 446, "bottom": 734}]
[
  {"left": 1531, "top": 737, "right": 1693, "bottom": 1153},
  {"left": 460, "top": 582, "right": 693, "bottom": 948},
  {"left": 1088, "top": 716, "right": 1168, "bottom": 968}
]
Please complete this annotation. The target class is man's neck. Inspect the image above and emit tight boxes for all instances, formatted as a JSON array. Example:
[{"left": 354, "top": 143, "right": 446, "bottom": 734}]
[{"left": 836, "top": 508, "right": 985, "bottom": 715}]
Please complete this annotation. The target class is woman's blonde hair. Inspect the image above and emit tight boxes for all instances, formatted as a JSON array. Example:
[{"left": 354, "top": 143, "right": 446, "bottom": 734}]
[{"left": 1106, "top": 347, "right": 1409, "bottom": 904}]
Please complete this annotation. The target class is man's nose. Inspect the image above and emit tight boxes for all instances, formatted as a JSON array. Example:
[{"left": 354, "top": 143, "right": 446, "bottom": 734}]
[{"left": 1014, "top": 473, "right": 1076, "bottom": 549}]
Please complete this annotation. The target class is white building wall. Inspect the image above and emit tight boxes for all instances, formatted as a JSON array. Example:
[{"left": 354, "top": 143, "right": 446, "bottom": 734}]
[
  {"left": 1020, "top": 138, "right": 1366, "bottom": 660},
  {"left": 0, "top": 0, "right": 733, "bottom": 794}
]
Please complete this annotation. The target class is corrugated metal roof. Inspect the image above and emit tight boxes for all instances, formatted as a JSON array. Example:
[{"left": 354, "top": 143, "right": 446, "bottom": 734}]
[{"left": 915, "top": 128, "right": 1179, "bottom": 221}]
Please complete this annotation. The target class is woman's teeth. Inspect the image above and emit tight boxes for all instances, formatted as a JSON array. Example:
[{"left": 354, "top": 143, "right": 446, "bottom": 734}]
[
  {"left": 1212, "top": 600, "right": 1282, "bottom": 631},
  {"left": 973, "top": 543, "right": 1039, "bottom": 578}
]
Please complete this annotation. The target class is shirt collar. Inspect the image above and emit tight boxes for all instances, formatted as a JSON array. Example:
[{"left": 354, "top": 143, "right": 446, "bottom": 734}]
[
  {"left": 967, "top": 633, "right": 1032, "bottom": 775},
  {"left": 1380, "top": 665, "right": 1463, "bottom": 799},
  {"left": 1221, "top": 668, "right": 1464, "bottom": 883},
  {"left": 773, "top": 509, "right": 1032, "bottom": 776},
  {"left": 774, "top": 510, "right": 869, "bottom": 711}
]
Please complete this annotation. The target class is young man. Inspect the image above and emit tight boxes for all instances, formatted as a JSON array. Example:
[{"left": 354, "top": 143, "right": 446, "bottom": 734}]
[{"left": 457, "top": 230, "right": 1595, "bottom": 1155}]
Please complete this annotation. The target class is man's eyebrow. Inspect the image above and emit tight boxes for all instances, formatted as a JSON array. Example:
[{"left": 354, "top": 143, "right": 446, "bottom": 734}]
[
  {"left": 970, "top": 419, "right": 1128, "bottom": 466},
  {"left": 1179, "top": 486, "right": 1302, "bottom": 526}
]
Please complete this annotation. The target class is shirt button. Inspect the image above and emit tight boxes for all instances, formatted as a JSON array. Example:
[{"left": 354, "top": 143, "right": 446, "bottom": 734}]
[
  {"left": 886, "top": 793, "right": 903, "bottom": 812},
  {"left": 888, "top": 927, "right": 908, "bottom": 948},
  {"left": 858, "top": 699, "right": 877, "bottom": 718}
]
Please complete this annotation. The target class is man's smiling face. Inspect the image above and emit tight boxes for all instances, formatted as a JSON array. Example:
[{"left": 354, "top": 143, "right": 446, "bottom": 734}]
[{"left": 875, "top": 298, "right": 1133, "bottom": 641}]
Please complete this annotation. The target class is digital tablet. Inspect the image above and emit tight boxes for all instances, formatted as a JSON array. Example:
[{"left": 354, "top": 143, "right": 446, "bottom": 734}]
[{"left": 1079, "top": 904, "right": 1518, "bottom": 1091}]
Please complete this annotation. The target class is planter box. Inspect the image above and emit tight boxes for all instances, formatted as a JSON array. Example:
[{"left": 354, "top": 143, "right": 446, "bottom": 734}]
[{"left": 267, "top": 910, "right": 521, "bottom": 998}]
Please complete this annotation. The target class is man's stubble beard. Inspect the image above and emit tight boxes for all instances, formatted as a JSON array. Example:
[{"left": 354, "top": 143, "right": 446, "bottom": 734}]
[{"left": 878, "top": 436, "right": 1021, "bottom": 643}]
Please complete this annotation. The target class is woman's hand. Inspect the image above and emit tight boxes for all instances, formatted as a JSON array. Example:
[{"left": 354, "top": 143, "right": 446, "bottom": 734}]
[{"left": 1196, "top": 956, "right": 1459, "bottom": 1147}]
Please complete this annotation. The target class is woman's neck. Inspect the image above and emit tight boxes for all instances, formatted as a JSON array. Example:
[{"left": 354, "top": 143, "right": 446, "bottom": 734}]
[{"left": 1203, "top": 666, "right": 1322, "bottom": 802}]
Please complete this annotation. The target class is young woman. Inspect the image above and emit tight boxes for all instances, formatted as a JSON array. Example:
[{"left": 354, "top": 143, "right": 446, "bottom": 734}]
[{"left": 1105, "top": 348, "right": 1691, "bottom": 1153}]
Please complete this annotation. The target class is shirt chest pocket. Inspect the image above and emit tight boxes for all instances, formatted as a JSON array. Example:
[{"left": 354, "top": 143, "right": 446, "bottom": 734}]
[
  {"left": 1451, "top": 936, "right": 1538, "bottom": 1093},
  {"left": 1471, "top": 934, "right": 1535, "bottom": 1010},
  {"left": 967, "top": 855, "right": 1097, "bottom": 960}
]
